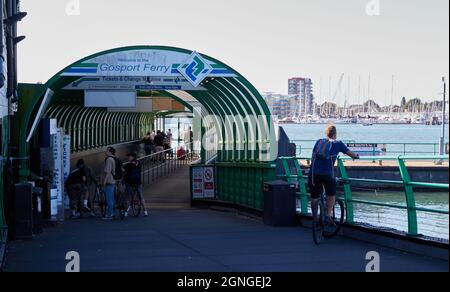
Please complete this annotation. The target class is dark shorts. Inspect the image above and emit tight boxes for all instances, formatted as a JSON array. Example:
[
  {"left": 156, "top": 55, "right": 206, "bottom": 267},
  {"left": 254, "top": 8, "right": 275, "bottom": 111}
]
[{"left": 308, "top": 174, "right": 337, "bottom": 199}]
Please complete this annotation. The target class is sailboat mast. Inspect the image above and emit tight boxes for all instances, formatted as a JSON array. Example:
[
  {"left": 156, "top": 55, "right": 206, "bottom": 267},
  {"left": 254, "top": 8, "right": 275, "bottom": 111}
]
[
  {"left": 358, "top": 75, "right": 361, "bottom": 116},
  {"left": 368, "top": 75, "right": 371, "bottom": 116},
  {"left": 390, "top": 75, "right": 395, "bottom": 119}
]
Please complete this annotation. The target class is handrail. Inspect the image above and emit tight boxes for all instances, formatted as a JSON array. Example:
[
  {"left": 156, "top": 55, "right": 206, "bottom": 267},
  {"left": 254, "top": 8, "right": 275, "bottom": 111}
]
[
  {"left": 292, "top": 140, "right": 449, "bottom": 157},
  {"left": 278, "top": 155, "right": 449, "bottom": 238},
  {"left": 136, "top": 142, "right": 198, "bottom": 187}
]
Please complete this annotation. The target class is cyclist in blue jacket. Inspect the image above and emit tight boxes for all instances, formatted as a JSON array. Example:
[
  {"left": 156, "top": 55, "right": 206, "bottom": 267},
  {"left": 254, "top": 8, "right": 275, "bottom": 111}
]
[{"left": 309, "top": 125, "right": 359, "bottom": 224}]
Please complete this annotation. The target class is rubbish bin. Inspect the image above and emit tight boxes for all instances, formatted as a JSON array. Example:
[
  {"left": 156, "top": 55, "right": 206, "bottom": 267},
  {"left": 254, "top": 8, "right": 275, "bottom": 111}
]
[
  {"left": 32, "top": 187, "right": 44, "bottom": 235},
  {"left": 14, "top": 183, "right": 34, "bottom": 240},
  {"left": 263, "top": 180, "right": 297, "bottom": 227}
]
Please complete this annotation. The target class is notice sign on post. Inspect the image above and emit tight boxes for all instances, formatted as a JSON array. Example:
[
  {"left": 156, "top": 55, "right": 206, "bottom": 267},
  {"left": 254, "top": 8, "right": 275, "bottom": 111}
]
[
  {"left": 192, "top": 166, "right": 215, "bottom": 199},
  {"left": 347, "top": 143, "right": 387, "bottom": 157},
  {"left": 192, "top": 167, "right": 204, "bottom": 199},
  {"left": 203, "top": 167, "right": 215, "bottom": 199}
]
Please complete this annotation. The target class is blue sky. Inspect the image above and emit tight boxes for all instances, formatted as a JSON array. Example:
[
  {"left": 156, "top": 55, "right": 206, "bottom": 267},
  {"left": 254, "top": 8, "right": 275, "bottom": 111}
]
[{"left": 18, "top": 0, "right": 449, "bottom": 105}]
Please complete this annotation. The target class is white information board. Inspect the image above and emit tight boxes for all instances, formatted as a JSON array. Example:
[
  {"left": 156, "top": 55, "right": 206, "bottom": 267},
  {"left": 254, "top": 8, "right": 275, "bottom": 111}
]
[
  {"left": 192, "top": 166, "right": 215, "bottom": 199},
  {"left": 52, "top": 128, "right": 65, "bottom": 220},
  {"left": 347, "top": 143, "right": 387, "bottom": 157},
  {"left": 85, "top": 90, "right": 137, "bottom": 108},
  {"left": 192, "top": 167, "right": 204, "bottom": 199},
  {"left": 63, "top": 135, "right": 71, "bottom": 210},
  {"left": 203, "top": 167, "right": 215, "bottom": 199}
]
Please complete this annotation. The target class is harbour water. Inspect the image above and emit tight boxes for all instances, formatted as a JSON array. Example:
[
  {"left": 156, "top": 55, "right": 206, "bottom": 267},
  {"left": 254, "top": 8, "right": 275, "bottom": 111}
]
[
  {"left": 283, "top": 123, "right": 449, "bottom": 149},
  {"left": 285, "top": 123, "right": 449, "bottom": 240}
]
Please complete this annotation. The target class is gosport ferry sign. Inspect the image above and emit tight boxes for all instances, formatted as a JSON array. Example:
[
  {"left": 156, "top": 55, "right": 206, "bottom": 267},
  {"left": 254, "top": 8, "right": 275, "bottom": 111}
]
[{"left": 61, "top": 49, "right": 237, "bottom": 87}]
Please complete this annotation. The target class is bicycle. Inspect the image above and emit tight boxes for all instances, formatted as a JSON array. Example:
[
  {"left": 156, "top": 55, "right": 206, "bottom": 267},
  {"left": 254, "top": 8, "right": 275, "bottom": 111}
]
[
  {"left": 91, "top": 184, "right": 107, "bottom": 218},
  {"left": 311, "top": 191, "right": 345, "bottom": 245},
  {"left": 128, "top": 185, "right": 143, "bottom": 218},
  {"left": 115, "top": 181, "right": 127, "bottom": 220},
  {"left": 117, "top": 184, "right": 143, "bottom": 219}
]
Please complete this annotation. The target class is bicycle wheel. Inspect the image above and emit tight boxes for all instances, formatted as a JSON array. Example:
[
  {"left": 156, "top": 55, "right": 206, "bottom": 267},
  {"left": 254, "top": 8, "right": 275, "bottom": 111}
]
[
  {"left": 323, "top": 199, "right": 345, "bottom": 239},
  {"left": 131, "top": 191, "right": 142, "bottom": 218},
  {"left": 312, "top": 200, "right": 324, "bottom": 245},
  {"left": 93, "top": 187, "right": 107, "bottom": 218},
  {"left": 118, "top": 194, "right": 126, "bottom": 220},
  {"left": 77, "top": 196, "right": 84, "bottom": 219}
]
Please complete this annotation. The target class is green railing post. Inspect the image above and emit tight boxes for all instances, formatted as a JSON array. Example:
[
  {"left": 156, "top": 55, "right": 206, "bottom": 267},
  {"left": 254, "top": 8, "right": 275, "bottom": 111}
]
[
  {"left": 293, "top": 159, "right": 309, "bottom": 215},
  {"left": 337, "top": 158, "right": 354, "bottom": 223},
  {"left": 397, "top": 157, "right": 419, "bottom": 236}
]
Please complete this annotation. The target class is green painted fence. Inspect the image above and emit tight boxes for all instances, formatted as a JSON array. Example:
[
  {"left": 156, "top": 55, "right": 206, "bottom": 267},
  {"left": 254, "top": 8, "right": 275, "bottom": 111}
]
[
  {"left": 279, "top": 155, "right": 449, "bottom": 237},
  {"left": 192, "top": 162, "right": 276, "bottom": 211}
]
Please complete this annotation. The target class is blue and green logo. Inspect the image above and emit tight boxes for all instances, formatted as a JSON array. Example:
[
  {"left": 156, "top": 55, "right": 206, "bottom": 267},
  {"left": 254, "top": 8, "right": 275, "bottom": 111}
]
[{"left": 177, "top": 52, "right": 213, "bottom": 87}]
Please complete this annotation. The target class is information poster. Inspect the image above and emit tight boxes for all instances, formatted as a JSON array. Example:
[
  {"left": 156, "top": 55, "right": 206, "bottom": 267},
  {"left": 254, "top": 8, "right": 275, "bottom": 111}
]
[
  {"left": 192, "top": 166, "right": 216, "bottom": 199},
  {"left": 63, "top": 135, "right": 71, "bottom": 210},
  {"left": 50, "top": 189, "right": 58, "bottom": 216},
  {"left": 203, "top": 167, "right": 215, "bottom": 198},
  {"left": 192, "top": 167, "right": 204, "bottom": 199},
  {"left": 52, "top": 128, "right": 64, "bottom": 220}
]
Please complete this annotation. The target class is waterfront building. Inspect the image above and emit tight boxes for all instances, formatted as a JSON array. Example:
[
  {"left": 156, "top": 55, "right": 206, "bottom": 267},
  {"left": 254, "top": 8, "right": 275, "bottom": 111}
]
[{"left": 288, "top": 77, "right": 315, "bottom": 118}]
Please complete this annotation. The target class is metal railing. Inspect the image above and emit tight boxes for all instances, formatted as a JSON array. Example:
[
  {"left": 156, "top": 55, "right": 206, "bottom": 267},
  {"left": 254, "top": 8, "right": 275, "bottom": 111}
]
[
  {"left": 278, "top": 155, "right": 449, "bottom": 239},
  {"left": 292, "top": 140, "right": 356, "bottom": 157},
  {"left": 137, "top": 143, "right": 198, "bottom": 187},
  {"left": 292, "top": 140, "right": 448, "bottom": 157}
]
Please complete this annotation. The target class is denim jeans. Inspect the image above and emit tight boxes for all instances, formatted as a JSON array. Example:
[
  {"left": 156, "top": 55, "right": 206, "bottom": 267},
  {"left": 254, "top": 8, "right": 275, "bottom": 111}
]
[{"left": 104, "top": 184, "right": 116, "bottom": 217}]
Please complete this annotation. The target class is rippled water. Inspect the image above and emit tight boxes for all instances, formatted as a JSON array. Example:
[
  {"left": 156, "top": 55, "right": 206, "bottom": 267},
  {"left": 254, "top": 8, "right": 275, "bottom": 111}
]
[
  {"left": 285, "top": 124, "right": 449, "bottom": 240},
  {"left": 283, "top": 123, "right": 449, "bottom": 156},
  {"left": 352, "top": 191, "right": 449, "bottom": 240}
]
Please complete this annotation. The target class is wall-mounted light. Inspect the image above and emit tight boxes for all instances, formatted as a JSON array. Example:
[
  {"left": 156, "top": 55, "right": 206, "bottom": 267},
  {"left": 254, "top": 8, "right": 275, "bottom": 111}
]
[
  {"left": 13, "top": 36, "right": 26, "bottom": 44},
  {"left": 3, "top": 11, "right": 27, "bottom": 25}
]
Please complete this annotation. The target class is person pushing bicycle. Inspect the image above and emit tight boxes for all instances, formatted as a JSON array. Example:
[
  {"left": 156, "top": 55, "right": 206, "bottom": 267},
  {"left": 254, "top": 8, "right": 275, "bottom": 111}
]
[
  {"left": 123, "top": 152, "right": 149, "bottom": 217},
  {"left": 309, "top": 125, "right": 359, "bottom": 225}
]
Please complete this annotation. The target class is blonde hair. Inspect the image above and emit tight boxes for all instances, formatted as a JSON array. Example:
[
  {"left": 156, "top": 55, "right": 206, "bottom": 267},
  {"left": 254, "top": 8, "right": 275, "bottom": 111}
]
[{"left": 325, "top": 124, "right": 337, "bottom": 139}]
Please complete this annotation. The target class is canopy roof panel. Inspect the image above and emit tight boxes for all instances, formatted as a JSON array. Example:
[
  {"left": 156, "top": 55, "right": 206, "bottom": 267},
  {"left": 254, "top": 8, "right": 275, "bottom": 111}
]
[{"left": 20, "top": 46, "right": 274, "bottom": 163}]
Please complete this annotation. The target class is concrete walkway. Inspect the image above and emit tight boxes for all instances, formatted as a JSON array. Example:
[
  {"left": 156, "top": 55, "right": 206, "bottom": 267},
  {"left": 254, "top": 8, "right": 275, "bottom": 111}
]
[
  {"left": 143, "top": 165, "right": 191, "bottom": 209},
  {"left": 5, "top": 208, "right": 448, "bottom": 272}
]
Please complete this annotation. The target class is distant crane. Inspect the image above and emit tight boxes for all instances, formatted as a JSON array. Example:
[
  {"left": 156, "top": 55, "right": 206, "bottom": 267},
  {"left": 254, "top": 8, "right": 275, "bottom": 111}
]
[{"left": 328, "top": 73, "right": 345, "bottom": 117}]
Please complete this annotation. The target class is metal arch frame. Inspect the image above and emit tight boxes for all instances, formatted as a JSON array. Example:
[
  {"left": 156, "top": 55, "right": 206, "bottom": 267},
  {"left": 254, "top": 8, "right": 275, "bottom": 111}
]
[
  {"left": 117, "top": 112, "right": 127, "bottom": 143},
  {"left": 74, "top": 107, "right": 91, "bottom": 152},
  {"left": 81, "top": 108, "right": 94, "bottom": 150},
  {"left": 43, "top": 104, "right": 61, "bottom": 119},
  {"left": 79, "top": 108, "right": 94, "bottom": 151},
  {"left": 227, "top": 77, "right": 275, "bottom": 161},
  {"left": 123, "top": 113, "right": 132, "bottom": 141},
  {"left": 118, "top": 112, "right": 129, "bottom": 143},
  {"left": 185, "top": 90, "right": 227, "bottom": 161},
  {"left": 18, "top": 45, "right": 273, "bottom": 182},
  {"left": 88, "top": 108, "right": 103, "bottom": 149},
  {"left": 203, "top": 87, "right": 242, "bottom": 162},
  {"left": 131, "top": 113, "right": 140, "bottom": 140},
  {"left": 98, "top": 109, "right": 109, "bottom": 147},
  {"left": 107, "top": 112, "right": 118, "bottom": 145},
  {"left": 59, "top": 106, "right": 79, "bottom": 149},
  {"left": 110, "top": 112, "right": 120, "bottom": 145},
  {"left": 211, "top": 79, "right": 259, "bottom": 162},
  {"left": 170, "top": 90, "right": 225, "bottom": 162},
  {"left": 200, "top": 91, "right": 236, "bottom": 162},
  {"left": 138, "top": 114, "right": 147, "bottom": 138},
  {"left": 142, "top": 113, "right": 153, "bottom": 138},
  {"left": 206, "top": 81, "right": 249, "bottom": 162},
  {"left": 217, "top": 78, "right": 264, "bottom": 161}
]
